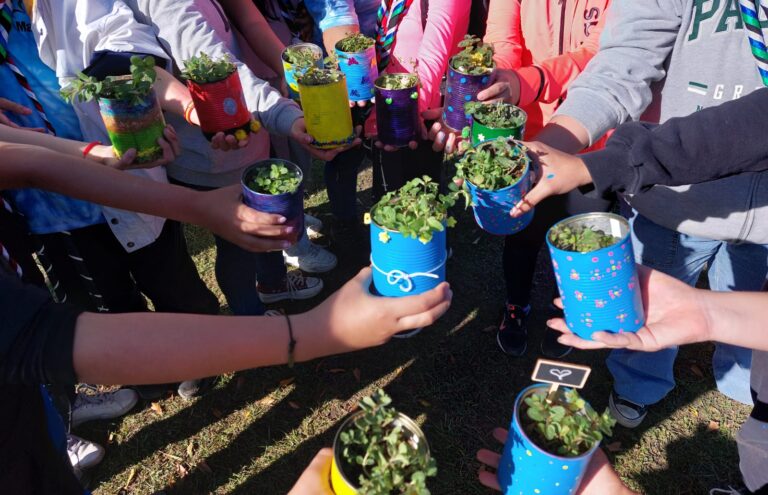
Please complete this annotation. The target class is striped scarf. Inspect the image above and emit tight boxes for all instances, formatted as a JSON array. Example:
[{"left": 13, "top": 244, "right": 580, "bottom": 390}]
[
  {"left": 375, "top": 0, "right": 415, "bottom": 71},
  {"left": 739, "top": 0, "right": 768, "bottom": 86},
  {"left": 0, "top": 0, "right": 56, "bottom": 134}
]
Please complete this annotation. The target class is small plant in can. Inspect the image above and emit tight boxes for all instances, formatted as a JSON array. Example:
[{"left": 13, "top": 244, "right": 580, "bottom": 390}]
[
  {"left": 246, "top": 163, "right": 301, "bottom": 195},
  {"left": 181, "top": 53, "right": 236, "bottom": 84},
  {"left": 454, "top": 138, "right": 528, "bottom": 192},
  {"left": 337, "top": 32, "right": 376, "bottom": 53},
  {"left": 549, "top": 225, "right": 620, "bottom": 253},
  {"left": 449, "top": 35, "right": 494, "bottom": 75},
  {"left": 465, "top": 101, "right": 526, "bottom": 129}
]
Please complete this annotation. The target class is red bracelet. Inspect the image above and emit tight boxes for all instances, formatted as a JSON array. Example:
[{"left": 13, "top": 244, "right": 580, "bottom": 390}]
[
  {"left": 184, "top": 101, "right": 196, "bottom": 124},
  {"left": 82, "top": 141, "right": 101, "bottom": 159}
]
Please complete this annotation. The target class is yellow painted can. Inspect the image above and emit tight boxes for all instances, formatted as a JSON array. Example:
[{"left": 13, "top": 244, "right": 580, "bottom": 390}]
[
  {"left": 298, "top": 74, "right": 355, "bottom": 150},
  {"left": 330, "top": 456, "right": 358, "bottom": 495}
]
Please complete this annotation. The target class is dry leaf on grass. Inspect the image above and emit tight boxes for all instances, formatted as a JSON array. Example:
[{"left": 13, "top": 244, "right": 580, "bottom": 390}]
[
  {"left": 212, "top": 408, "right": 223, "bottom": 419},
  {"left": 197, "top": 460, "right": 213, "bottom": 474},
  {"left": 150, "top": 402, "right": 163, "bottom": 415},
  {"left": 481, "top": 325, "right": 495, "bottom": 333},
  {"left": 708, "top": 420, "right": 720, "bottom": 432},
  {"left": 177, "top": 464, "right": 189, "bottom": 478},
  {"left": 289, "top": 401, "right": 301, "bottom": 409},
  {"left": 418, "top": 399, "right": 431, "bottom": 407},
  {"left": 353, "top": 368, "right": 361, "bottom": 382},
  {"left": 124, "top": 468, "right": 137, "bottom": 489},
  {"left": 186, "top": 442, "right": 194, "bottom": 458},
  {"left": 328, "top": 368, "right": 346, "bottom": 374},
  {"left": 606, "top": 441, "right": 622, "bottom": 452},
  {"left": 258, "top": 395, "right": 277, "bottom": 407},
  {"left": 280, "top": 377, "right": 296, "bottom": 387}
]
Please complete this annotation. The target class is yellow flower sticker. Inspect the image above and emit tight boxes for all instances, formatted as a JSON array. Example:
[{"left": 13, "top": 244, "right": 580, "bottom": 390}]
[{"left": 378, "top": 231, "right": 390, "bottom": 244}]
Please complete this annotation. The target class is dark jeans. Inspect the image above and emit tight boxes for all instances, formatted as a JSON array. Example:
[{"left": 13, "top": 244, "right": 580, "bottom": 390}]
[
  {"left": 503, "top": 190, "right": 613, "bottom": 306},
  {"left": 39, "top": 220, "right": 219, "bottom": 314},
  {"left": 169, "top": 178, "right": 285, "bottom": 316},
  {"left": 370, "top": 139, "right": 444, "bottom": 202}
]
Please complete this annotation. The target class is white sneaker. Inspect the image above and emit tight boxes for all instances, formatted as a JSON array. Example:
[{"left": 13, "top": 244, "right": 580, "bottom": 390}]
[
  {"left": 71, "top": 388, "right": 139, "bottom": 427},
  {"left": 305, "top": 214, "right": 323, "bottom": 238},
  {"left": 258, "top": 271, "right": 323, "bottom": 303},
  {"left": 67, "top": 434, "right": 105, "bottom": 471},
  {"left": 284, "top": 238, "right": 337, "bottom": 274}
]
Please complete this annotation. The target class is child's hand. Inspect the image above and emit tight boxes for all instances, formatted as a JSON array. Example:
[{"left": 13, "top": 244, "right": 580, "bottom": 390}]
[
  {"left": 289, "top": 117, "right": 362, "bottom": 161},
  {"left": 95, "top": 125, "right": 181, "bottom": 170},
  {"left": 477, "top": 69, "right": 521, "bottom": 105},
  {"left": 287, "top": 449, "right": 335, "bottom": 495},
  {"left": 211, "top": 131, "right": 249, "bottom": 151},
  {"left": 423, "top": 107, "right": 463, "bottom": 154},
  {"left": 510, "top": 140, "right": 593, "bottom": 217}
]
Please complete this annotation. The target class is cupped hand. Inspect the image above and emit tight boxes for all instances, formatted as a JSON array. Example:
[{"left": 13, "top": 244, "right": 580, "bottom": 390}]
[
  {"left": 510, "top": 140, "right": 593, "bottom": 217},
  {"left": 547, "top": 265, "right": 712, "bottom": 352},
  {"left": 287, "top": 448, "right": 335, "bottom": 495},
  {"left": 211, "top": 131, "right": 249, "bottom": 151},
  {"left": 477, "top": 69, "right": 521, "bottom": 105},
  {"left": 423, "top": 107, "right": 463, "bottom": 154},
  {"left": 314, "top": 267, "right": 452, "bottom": 350},
  {"left": 95, "top": 125, "right": 181, "bottom": 170},
  {"left": 192, "top": 184, "right": 297, "bottom": 252},
  {"left": 290, "top": 117, "right": 362, "bottom": 161}
]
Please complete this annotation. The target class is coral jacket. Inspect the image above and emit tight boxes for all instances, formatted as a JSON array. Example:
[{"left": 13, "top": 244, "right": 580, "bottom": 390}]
[{"left": 483, "top": 0, "right": 610, "bottom": 138}]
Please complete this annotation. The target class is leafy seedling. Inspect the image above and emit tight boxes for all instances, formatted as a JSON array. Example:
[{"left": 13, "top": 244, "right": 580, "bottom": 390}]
[
  {"left": 454, "top": 138, "right": 528, "bottom": 192},
  {"left": 283, "top": 45, "right": 321, "bottom": 69},
  {"left": 450, "top": 35, "right": 494, "bottom": 75},
  {"left": 549, "top": 224, "right": 619, "bottom": 253},
  {"left": 339, "top": 389, "right": 437, "bottom": 494},
  {"left": 297, "top": 67, "right": 344, "bottom": 86},
  {"left": 247, "top": 163, "right": 301, "bottom": 195},
  {"left": 523, "top": 388, "right": 616, "bottom": 457},
  {"left": 465, "top": 101, "right": 526, "bottom": 129},
  {"left": 337, "top": 32, "right": 376, "bottom": 53},
  {"left": 61, "top": 55, "right": 157, "bottom": 105},
  {"left": 376, "top": 73, "right": 419, "bottom": 90},
  {"left": 181, "top": 53, "right": 237, "bottom": 84}
]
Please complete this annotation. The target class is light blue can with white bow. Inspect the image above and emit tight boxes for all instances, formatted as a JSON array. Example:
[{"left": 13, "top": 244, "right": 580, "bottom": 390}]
[{"left": 369, "top": 217, "right": 447, "bottom": 297}]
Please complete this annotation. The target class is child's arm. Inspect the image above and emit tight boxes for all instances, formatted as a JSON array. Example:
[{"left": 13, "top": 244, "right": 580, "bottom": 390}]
[
  {"left": 483, "top": 0, "right": 523, "bottom": 70},
  {"left": 219, "top": 0, "right": 287, "bottom": 79}
]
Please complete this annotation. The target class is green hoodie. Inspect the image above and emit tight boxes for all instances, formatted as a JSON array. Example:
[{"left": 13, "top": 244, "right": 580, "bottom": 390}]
[{"left": 556, "top": 0, "right": 768, "bottom": 243}]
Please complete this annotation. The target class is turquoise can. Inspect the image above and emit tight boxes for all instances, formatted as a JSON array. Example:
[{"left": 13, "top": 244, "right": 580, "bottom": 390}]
[
  {"left": 497, "top": 384, "right": 599, "bottom": 495},
  {"left": 335, "top": 42, "right": 378, "bottom": 102},
  {"left": 370, "top": 218, "right": 447, "bottom": 297},
  {"left": 281, "top": 43, "right": 324, "bottom": 101},
  {"left": 546, "top": 213, "right": 645, "bottom": 340}
]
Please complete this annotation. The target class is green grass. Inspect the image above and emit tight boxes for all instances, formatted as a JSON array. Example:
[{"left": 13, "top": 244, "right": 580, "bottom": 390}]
[{"left": 83, "top": 162, "right": 750, "bottom": 495}]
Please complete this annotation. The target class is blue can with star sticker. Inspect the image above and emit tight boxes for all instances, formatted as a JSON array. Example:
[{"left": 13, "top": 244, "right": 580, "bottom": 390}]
[
  {"left": 374, "top": 73, "right": 420, "bottom": 148},
  {"left": 334, "top": 40, "right": 378, "bottom": 102},
  {"left": 497, "top": 384, "right": 601, "bottom": 495},
  {"left": 442, "top": 60, "right": 493, "bottom": 131}
]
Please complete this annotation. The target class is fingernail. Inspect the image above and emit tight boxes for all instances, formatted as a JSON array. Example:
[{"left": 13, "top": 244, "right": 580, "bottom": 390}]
[
  {"left": 277, "top": 216, "right": 287, "bottom": 224},
  {"left": 283, "top": 226, "right": 295, "bottom": 233},
  {"left": 281, "top": 241, "right": 292, "bottom": 248}
]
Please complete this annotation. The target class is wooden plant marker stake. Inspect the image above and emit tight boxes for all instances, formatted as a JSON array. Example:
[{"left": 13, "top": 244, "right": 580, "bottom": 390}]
[{"left": 531, "top": 359, "right": 592, "bottom": 404}]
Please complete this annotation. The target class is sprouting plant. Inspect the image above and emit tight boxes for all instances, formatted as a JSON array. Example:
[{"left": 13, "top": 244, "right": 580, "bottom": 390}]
[
  {"left": 454, "top": 138, "right": 528, "bottom": 191},
  {"left": 181, "top": 53, "right": 236, "bottom": 84},
  {"left": 340, "top": 390, "right": 437, "bottom": 495},
  {"left": 337, "top": 32, "right": 376, "bottom": 53},
  {"left": 297, "top": 67, "right": 344, "bottom": 86},
  {"left": 465, "top": 102, "right": 526, "bottom": 129},
  {"left": 60, "top": 55, "right": 157, "bottom": 105},
  {"left": 247, "top": 163, "right": 301, "bottom": 195},
  {"left": 523, "top": 388, "right": 616, "bottom": 457},
  {"left": 372, "top": 177, "right": 460, "bottom": 244},
  {"left": 376, "top": 73, "right": 419, "bottom": 90},
  {"left": 549, "top": 224, "right": 619, "bottom": 253},
  {"left": 450, "top": 35, "right": 494, "bottom": 75},
  {"left": 283, "top": 44, "right": 321, "bottom": 69}
]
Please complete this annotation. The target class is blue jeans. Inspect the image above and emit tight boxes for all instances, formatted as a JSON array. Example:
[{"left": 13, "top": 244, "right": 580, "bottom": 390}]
[{"left": 607, "top": 213, "right": 766, "bottom": 406}]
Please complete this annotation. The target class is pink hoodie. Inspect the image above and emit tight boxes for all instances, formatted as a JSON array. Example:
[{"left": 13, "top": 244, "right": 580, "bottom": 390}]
[{"left": 484, "top": 0, "right": 611, "bottom": 139}]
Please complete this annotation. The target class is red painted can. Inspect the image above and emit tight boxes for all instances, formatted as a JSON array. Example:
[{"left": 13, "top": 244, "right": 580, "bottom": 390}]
[{"left": 187, "top": 70, "right": 251, "bottom": 138}]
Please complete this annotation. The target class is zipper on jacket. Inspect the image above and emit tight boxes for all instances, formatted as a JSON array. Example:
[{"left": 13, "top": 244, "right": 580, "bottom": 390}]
[{"left": 557, "top": 0, "right": 567, "bottom": 106}]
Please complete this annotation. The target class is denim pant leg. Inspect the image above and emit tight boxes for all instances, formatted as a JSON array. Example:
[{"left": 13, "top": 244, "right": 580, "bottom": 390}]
[
  {"left": 325, "top": 146, "right": 364, "bottom": 222},
  {"left": 608, "top": 213, "right": 719, "bottom": 405},
  {"left": 707, "top": 241, "right": 768, "bottom": 404}
]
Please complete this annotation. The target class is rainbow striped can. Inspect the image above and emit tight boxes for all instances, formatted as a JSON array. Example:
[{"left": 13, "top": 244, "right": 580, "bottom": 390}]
[{"left": 98, "top": 89, "right": 166, "bottom": 163}]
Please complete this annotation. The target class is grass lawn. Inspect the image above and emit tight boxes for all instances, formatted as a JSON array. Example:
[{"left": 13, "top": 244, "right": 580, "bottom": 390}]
[{"left": 83, "top": 161, "right": 750, "bottom": 495}]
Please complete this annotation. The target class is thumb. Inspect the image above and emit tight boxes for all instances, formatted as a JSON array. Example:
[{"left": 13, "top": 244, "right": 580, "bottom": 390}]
[
  {"left": 510, "top": 184, "right": 548, "bottom": 217},
  {"left": 114, "top": 148, "right": 137, "bottom": 169}
]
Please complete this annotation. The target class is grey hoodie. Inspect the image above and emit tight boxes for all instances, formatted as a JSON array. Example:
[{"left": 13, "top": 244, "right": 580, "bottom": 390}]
[{"left": 556, "top": 0, "right": 768, "bottom": 243}]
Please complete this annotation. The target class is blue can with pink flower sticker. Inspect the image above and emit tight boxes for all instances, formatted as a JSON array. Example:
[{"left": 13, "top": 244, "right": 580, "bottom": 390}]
[
  {"left": 442, "top": 67, "right": 493, "bottom": 131},
  {"left": 546, "top": 213, "right": 645, "bottom": 340},
  {"left": 335, "top": 43, "right": 378, "bottom": 102},
  {"left": 497, "top": 384, "right": 600, "bottom": 495}
]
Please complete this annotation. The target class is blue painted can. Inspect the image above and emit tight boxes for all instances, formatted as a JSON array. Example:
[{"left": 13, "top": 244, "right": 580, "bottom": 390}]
[
  {"left": 442, "top": 65, "right": 493, "bottom": 132},
  {"left": 546, "top": 213, "right": 645, "bottom": 340},
  {"left": 464, "top": 139, "right": 534, "bottom": 236},
  {"left": 282, "top": 43, "right": 324, "bottom": 101},
  {"left": 241, "top": 159, "right": 305, "bottom": 244},
  {"left": 498, "top": 384, "right": 599, "bottom": 495},
  {"left": 335, "top": 43, "right": 378, "bottom": 102},
  {"left": 370, "top": 218, "right": 447, "bottom": 297}
]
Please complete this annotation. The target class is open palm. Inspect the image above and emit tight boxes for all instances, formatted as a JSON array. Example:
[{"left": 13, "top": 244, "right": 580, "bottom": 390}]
[{"left": 548, "top": 265, "right": 712, "bottom": 352}]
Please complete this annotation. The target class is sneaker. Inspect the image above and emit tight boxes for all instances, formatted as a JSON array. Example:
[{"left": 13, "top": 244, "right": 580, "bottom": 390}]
[
  {"left": 609, "top": 391, "right": 649, "bottom": 428},
  {"left": 709, "top": 487, "right": 750, "bottom": 495},
  {"left": 496, "top": 304, "right": 530, "bottom": 357},
  {"left": 71, "top": 388, "right": 139, "bottom": 428},
  {"left": 178, "top": 377, "right": 217, "bottom": 400},
  {"left": 305, "top": 214, "right": 323, "bottom": 238},
  {"left": 67, "top": 434, "right": 105, "bottom": 471},
  {"left": 284, "top": 241, "right": 338, "bottom": 273},
  {"left": 258, "top": 272, "right": 323, "bottom": 303}
]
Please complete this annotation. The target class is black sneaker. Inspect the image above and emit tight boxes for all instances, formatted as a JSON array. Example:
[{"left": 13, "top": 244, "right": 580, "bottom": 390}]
[
  {"left": 541, "top": 303, "right": 573, "bottom": 358},
  {"left": 608, "top": 391, "right": 649, "bottom": 428},
  {"left": 496, "top": 304, "right": 530, "bottom": 356},
  {"left": 709, "top": 486, "right": 751, "bottom": 495}
]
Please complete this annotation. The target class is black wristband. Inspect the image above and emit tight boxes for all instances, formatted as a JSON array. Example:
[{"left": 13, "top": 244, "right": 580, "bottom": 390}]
[
  {"left": 532, "top": 65, "right": 546, "bottom": 103},
  {"left": 285, "top": 314, "right": 296, "bottom": 368}
]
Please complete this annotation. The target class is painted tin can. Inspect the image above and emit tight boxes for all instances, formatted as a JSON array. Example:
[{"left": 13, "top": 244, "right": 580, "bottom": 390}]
[
  {"left": 370, "top": 216, "right": 447, "bottom": 297},
  {"left": 98, "top": 89, "right": 166, "bottom": 163},
  {"left": 335, "top": 42, "right": 378, "bottom": 102},
  {"left": 464, "top": 138, "right": 534, "bottom": 236},
  {"left": 298, "top": 72, "right": 355, "bottom": 149},
  {"left": 281, "top": 43, "right": 324, "bottom": 101},
  {"left": 546, "top": 213, "right": 645, "bottom": 340},
  {"left": 470, "top": 106, "right": 526, "bottom": 145},
  {"left": 241, "top": 159, "right": 304, "bottom": 243},
  {"left": 331, "top": 411, "right": 431, "bottom": 495},
  {"left": 497, "top": 384, "right": 599, "bottom": 495},
  {"left": 187, "top": 70, "right": 252, "bottom": 139},
  {"left": 374, "top": 74, "right": 419, "bottom": 148},
  {"left": 442, "top": 64, "right": 493, "bottom": 132}
]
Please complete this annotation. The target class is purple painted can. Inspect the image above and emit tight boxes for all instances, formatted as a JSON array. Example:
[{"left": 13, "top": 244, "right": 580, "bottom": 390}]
[
  {"left": 241, "top": 159, "right": 304, "bottom": 244},
  {"left": 442, "top": 64, "right": 493, "bottom": 132},
  {"left": 546, "top": 213, "right": 645, "bottom": 340},
  {"left": 374, "top": 74, "right": 419, "bottom": 148}
]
